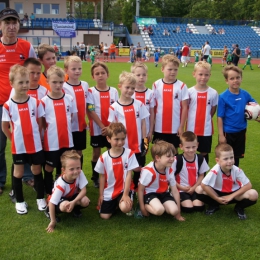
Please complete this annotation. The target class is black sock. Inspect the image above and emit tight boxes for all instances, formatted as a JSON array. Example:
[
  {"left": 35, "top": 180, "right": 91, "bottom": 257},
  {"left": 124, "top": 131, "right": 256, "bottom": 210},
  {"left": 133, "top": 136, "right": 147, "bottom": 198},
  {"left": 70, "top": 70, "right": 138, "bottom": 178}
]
[
  {"left": 193, "top": 205, "right": 205, "bottom": 212},
  {"left": 181, "top": 206, "right": 194, "bottom": 213},
  {"left": 44, "top": 169, "right": 53, "bottom": 195},
  {"left": 234, "top": 158, "right": 240, "bottom": 167},
  {"left": 34, "top": 172, "right": 45, "bottom": 199},
  {"left": 13, "top": 176, "right": 24, "bottom": 202},
  {"left": 235, "top": 198, "right": 257, "bottom": 209},
  {"left": 80, "top": 155, "right": 83, "bottom": 169},
  {"left": 11, "top": 163, "right": 15, "bottom": 194},
  {"left": 91, "top": 161, "right": 99, "bottom": 181},
  {"left": 133, "top": 171, "right": 140, "bottom": 190}
]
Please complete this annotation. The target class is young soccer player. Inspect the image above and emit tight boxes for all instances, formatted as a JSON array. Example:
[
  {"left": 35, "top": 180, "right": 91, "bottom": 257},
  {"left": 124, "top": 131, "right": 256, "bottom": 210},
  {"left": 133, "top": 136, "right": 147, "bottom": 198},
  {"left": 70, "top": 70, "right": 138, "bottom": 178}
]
[
  {"left": 242, "top": 52, "right": 253, "bottom": 70},
  {"left": 222, "top": 46, "right": 228, "bottom": 67},
  {"left": 2, "top": 65, "right": 46, "bottom": 214},
  {"left": 131, "top": 62, "right": 155, "bottom": 141},
  {"left": 63, "top": 56, "right": 89, "bottom": 164},
  {"left": 90, "top": 49, "right": 95, "bottom": 64},
  {"left": 186, "top": 61, "right": 218, "bottom": 164},
  {"left": 218, "top": 65, "right": 258, "bottom": 167},
  {"left": 45, "top": 150, "right": 90, "bottom": 232},
  {"left": 95, "top": 123, "right": 139, "bottom": 219},
  {"left": 195, "top": 144, "right": 258, "bottom": 219},
  {"left": 87, "top": 62, "right": 119, "bottom": 188},
  {"left": 154, "top": 50, "right": 160, "bottom": 67},
  {"left": 138, "top": 140, "right": 185, "bottom": 220},
  {"left": 108, "top": 72, "right": 150, "bottom": 191},
  {"left": 152, "top": 54, "right": 188, "bottom": 151},
  {"left": 41, "top": 66, "right": 77, "bottom": 195},
  {"left": 174, "top": 131, "right": 209, "bottom": 213}
]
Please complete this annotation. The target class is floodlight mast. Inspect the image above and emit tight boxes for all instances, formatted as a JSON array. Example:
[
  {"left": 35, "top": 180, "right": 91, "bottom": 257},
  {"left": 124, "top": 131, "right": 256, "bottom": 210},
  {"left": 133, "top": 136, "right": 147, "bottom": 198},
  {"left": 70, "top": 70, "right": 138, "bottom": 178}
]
[{"left": 136, "top": 0, "right": 140, "bottom": 17}]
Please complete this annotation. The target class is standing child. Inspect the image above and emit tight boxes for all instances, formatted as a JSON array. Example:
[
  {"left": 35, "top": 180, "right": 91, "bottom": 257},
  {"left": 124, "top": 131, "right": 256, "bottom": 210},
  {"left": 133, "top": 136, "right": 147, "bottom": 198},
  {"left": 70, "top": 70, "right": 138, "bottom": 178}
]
[
  {"left": 226, "top": 52, "right": 232, "bottom": 65},
  {"left": 108, "top": 72, "right": 150, "bottom": 192},
  {"left": 95, "top": 123, "right": 139, "bottom": 219},
  {"left": 174, "top": 131, "right": 209, "bottom": 213},
  {"left": 195, "top": 144, "right": 258, "bottom": 219},
  {"left": 103, "top": 43, "right": 109, "bottom": 62},
  {"left": 90, "top": 48, "right": 95, "bottom": 64},
  {"left": 218, "top": 65, "right": 258, "bottom": 167},
  {"left": 194, "top": 51, "right": 199, "bottom": 64},
  {"left": 207, "top": 53, "right": 212, "bottom": 66},
  {"left": 87, "top": 62, "right": 119, "bottom": 187},
  {"left": 186, "top": 61, "right": 218, "bottom": 163},
  {"left": 2, "top": 65, "right": 46, "bottom": 214},
  {"left": 242, "top": 52, "right": 253, "bottom": 70},
  {"left": 154, "top": 50, "right": 160, "bottom": 67},
  {"left": 46, "top": 150, "right": 90, "bottom": 232},
  {"left": 138, "top": 140, "right": 185, "bottom": 220},
  {"left": 63, "top": 56, "right": 89, "bottom": 166},
  {"left": 222, "top": 45, "right": 228, "bottom": 67},
  {"left": 145, "top": 48, "right": 150, "bottom": 61},
  {"left": 41, "top": 66, "right": 77, "bottom": 195},
  {"left": 152, "top": 54, "right": 189, "bottom": 151}
]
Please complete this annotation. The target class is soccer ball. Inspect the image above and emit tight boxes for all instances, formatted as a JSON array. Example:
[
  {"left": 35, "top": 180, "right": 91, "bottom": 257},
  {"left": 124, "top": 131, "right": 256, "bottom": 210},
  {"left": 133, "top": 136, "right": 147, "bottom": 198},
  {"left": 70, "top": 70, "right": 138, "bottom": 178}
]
[{"left": 245, "top": 103, "right": 260, "bottom": 120}]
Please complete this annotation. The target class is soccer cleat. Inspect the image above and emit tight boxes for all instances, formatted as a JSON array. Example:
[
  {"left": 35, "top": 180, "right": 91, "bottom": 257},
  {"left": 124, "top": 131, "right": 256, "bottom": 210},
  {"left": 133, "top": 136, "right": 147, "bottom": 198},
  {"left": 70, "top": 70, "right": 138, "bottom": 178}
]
[
  {"left": 234, "top": 207, "right": 247, "bottom": 220},
  {"left": 15, "top": 201, "right": 28, "bottom": 215},
  {"left": 73, "top": 207, "right": 82, "bottom": 218},
  {"left": 126, "top": 208, "right": 134, "bottom": 216},
  {"left": 37, "top": 198, "right": 47, "bottom": 211},
  {"left": 44, "top": 207, "right": 61, "bottom": 222},
  {"left": 205, "top": 205, "right": 219, "bottom": 215}
]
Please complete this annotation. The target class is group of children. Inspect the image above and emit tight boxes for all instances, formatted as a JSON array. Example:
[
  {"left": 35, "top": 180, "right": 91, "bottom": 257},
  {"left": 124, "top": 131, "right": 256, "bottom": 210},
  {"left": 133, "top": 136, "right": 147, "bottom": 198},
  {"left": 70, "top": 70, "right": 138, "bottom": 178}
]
[{"left": 2, "top": 44, "right": 258, "bottom": 232}]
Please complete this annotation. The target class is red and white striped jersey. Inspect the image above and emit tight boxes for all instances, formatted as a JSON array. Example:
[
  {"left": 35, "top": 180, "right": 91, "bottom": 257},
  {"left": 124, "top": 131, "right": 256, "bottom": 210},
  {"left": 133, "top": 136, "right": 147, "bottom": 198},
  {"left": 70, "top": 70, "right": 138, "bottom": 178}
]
[
  {"left": 173, "top": 154, "right": 209, "bottom": 190},
  {"left": 108, "top": 99, "right": 150, "bottom": 153},
  {"left": 95, "top": 148, "right": 139, "bottom": 201},
  {"left": 49, "top": 171, "right": 88, "bottom": 205},
  {"left": 63, "top": 81, "right": 89, "bottom": 132},
  {"left": 87, "top": 86, "right": 118, "bottom": 136},
  {"left": 139, "top": 161, "right": 176, "bottom": 195},
  {"left": 153, "top": 79, "right": 188, "bottom": 134},
  {"left": 2, "top": 96, "right": 44, "bottom": 154},
  {"left": 10, "top": 85, "right": 48, "bottom": 100},
  {"left": 187, "top": 87, "right": 218, "bottom": 136},
  {"left": 202, "top": 164, "right": 250, "bottom": 193},
  {"left": 41, "top": 94, "right": 77, "bottom": 151},
  {"left": 132, "top": 88, "right": 155, "bottom": 136}
]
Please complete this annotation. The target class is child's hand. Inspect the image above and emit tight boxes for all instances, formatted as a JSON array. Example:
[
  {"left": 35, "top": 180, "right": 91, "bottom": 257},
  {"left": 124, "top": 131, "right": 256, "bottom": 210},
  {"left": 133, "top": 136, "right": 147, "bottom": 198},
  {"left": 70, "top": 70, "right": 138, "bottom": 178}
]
[
  {"left": 177, "top": 126, "right": 184, "bottom": 137},
  {"left": 218, "top": 135, "right": 226, "bottom": 144},
  {"left": 140, "top": 206, "right": 150, "bottom": 217},
  {"left": 216, "top": 196, "right": 228, "bottom": 205},
  {"left": 175, "top": 214, "right": 185, "bottom": 221},
  {"left": 147, "top": 132, "right": 153, "bottom": 142},
  {"left": 120, "top": 195, "right": 133, "bottom": 208},
  {"left": 101, "top": 127, "right": 107, "bottom": 136},
  {"left": 98, "top": 196, "right": 103, "bottom": 209},
  {"left": 66, "top": 201, "right": 75, "bottom": 212},
  {"left": 187, "top": 186, "right": 195, "bottom": 194},
  {"left": 46, "top": 221, "right": 56, "bottom": 233}
]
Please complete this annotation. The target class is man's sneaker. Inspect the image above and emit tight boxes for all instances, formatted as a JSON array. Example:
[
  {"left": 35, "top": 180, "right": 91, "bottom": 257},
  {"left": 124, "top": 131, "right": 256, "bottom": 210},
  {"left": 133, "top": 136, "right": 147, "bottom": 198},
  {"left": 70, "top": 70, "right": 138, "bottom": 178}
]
[
  {"left": 73, "top": 207, "right": 82, "bottom": 218},
  {"left": 15, "top": 201, "right": 28, "bottom": 215},
  {"left": 37, "top": 199, "right": 47, "bottom": 211},
  {"left": 126, "top": 208, "right": 134, "bottom": 216},
  {"left": 234, "top": 207, "right": 247, "bottom": 220},
  {"left": 9, "top": 190, "right": 16, "bottom": 203},
  {"left": 44, "top": 207, "right": 61, "bottom": 222},
  {"left": 205, "top": 205, "right": 219, "bottom": 215},
  {"left": 93, "top": 179, "right": 99, "bottom": 188}
]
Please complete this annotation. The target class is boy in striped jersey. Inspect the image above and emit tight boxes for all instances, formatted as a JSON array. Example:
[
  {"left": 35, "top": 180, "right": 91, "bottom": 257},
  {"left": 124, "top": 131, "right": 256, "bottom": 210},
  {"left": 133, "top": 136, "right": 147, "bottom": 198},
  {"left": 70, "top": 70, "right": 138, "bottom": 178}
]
[{"left": 195, "top": 144, "right": 258, "bottom": 219}]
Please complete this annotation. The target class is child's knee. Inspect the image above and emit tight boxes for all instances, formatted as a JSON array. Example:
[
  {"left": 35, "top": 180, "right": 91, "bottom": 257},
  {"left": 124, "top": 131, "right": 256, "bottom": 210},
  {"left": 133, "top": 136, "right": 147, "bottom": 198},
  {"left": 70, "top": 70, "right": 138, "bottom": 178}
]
[
  {"left": 119, "top": 201, "right": 132, "bottom": 213},
  {"left": 80, "top": 196, "right": 90, "bottom": 207},
  {"left": 248, "top": 189, "right": 258, "bottom": 201},
  {"left": 59, "top": 201, "right": 69, "bottom": 212},
  {"left": 100, "top": 213, "right": 112, "bottom": 220},
  {"left": 195, "top": 185, "right": 203, "bottom": 194}
]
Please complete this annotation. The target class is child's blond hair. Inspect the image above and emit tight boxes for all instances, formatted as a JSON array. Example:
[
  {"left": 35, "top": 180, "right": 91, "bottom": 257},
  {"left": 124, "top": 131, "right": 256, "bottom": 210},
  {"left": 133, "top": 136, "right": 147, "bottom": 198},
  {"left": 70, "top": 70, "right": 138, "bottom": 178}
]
[
  {"left": 194, "top": 61, "right": 211, "bottom": 72},
  {"left": 180, "top": 131, "right": 197, "bottom": 145},
  {"left": 107, "top": 122, "right": 127, "bottom": 138},
  {"left": 161, "top": 54, "right": 180, "bottom": 68},
  {"left": 222, "top": 65, "right": 242, "bottom": 80},
  {"left": 61, "top": 150, "right": 81, "bottom": 168},
  {"left": 151, "top": 140, "right": 176, "bottom": 160},
  {"left": 46, "top": 65, "right": 65, "bottom": 79},
  {"left": 130, "top": 62, "right": 148, "bottom": 73},
  {"left": 215, "top": 143, "right": 233, "bottom": 158},
  {"left": 38, "top": 43, "right": 55, "bottom": 60},
  {"left": 91, "top": 61, "right": 109, "bottom": 76},
  {"left": 9, "top": 64, "right": 29, "bottom": 83},
  {"left": 64, "top": 55, "right": 82, "bottom": 69},
  {"left": 119, "top": 71, "right": 136, "bottom": 85}
]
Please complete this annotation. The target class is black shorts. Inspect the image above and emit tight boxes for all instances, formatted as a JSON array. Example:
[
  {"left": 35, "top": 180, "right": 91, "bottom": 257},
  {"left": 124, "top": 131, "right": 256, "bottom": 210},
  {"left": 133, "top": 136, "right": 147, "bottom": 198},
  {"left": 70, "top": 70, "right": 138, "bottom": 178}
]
[
  {"left": 104, "top": 53, "right": 109, "bottom": 56},
  {"left": 90, "top": 135, "right": 111, "bottom": 149},
  {"left": 12, "top": 150, "right": 45, "bottom": 165},
  {"left": 72, "top": 129, "right": 86, "bottom": 150},
  {"left": 100, "top": 191, "right": 133, "bottom": 214},
  {"left": 224, "top": 129, "right": 246, "bottom": 158},
  {"left": 203, "top": 55, "right": 209, "bottom": 60},
  {"left": 197, "top": 135, "right": 212, "bottom": 153},
  {"left": 144, "top": 192, "right": 175, "bottom": 205},
  {"left": 56, "top": 193, "right": 79, "bottom": 213},
  {"left": 180, "top": 192, "right": 197, "bottom": 202},
  {"left": 153, "top": 132, "right": 180, "bottom": 150},
  {"left": 136, "top": 51, "right": 142, "bottom": 58},
  {"left": 45, "top": 147, "right": 72, "bottom": 168},
  {"left": 135, "top": 152, "right": 146, "bottom": 167}
]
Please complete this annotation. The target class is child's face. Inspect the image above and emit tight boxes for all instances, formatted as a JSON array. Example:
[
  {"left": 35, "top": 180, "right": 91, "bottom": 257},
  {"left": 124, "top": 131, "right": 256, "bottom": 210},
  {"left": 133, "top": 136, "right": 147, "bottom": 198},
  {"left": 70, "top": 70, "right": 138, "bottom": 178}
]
[
  {"left": 11, "top": 74, "right": 30, "bottom": 94},
  {"left": 161, "top": 62, "right": 179, "bottom": 82},
  {"left": 216, "top": 150, "right": 234, "bottom": 173},
  {"left": 92, "top": 66, "right": 108, "bottom": 85},
  {"left": 26, "top": 64, "right": 41, "bottom": 88},
  {"left": 107, "top": 132, "right": 126, "bottom": 150},
  {"left": 155, "top": 152, "right": 175, "bottom": 168},
  {"left": 193, "top": 67, "right": 211, "bottom": 87},
  {"left": 180, "top": 140, "right": 198, "bottom": 159},
  {"left": 62, "top": 158, "right": 81, "bottom": 181},
  {"left": 225, "top": 70, "right": 242, "bottom": 92},
  {"left": 40, "top": 51, "right": 56, "bottom": 70},
  {"left": 133, "top": 67, "right": 147, "bottom": 87},
  {"left": 118, "top": 81, "right": 136, "bottom": 99},
  {"left": 47, "top": 74, "right": 64, "bottom": 94},
  {"left": 65, "top": 61, "right": 82, "bottom": 80}
]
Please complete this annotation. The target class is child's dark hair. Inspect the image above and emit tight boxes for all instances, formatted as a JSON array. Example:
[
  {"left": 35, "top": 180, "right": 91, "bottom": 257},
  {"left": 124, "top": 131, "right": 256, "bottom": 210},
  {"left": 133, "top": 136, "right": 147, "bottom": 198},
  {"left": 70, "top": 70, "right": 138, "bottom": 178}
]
[
  {"left": 23, "top": 57, "right": 42, "bottom": 68},
  {"left": 60, "top": 150, "right": 81, "bottom": 168},
  {"left": 215, "top": 143, "right": 233, "bottom": 158},
  {"left": 222, "top": 65, "right": 242, "bottom": 79},
  {"left": 91, "top": 61, "right": 109, "bottom": 76},
  {"left": 107, "top": 122, "right": 127, "bottom": 138},
  {"left": 180, "top": 131, "right": 197, "bottom": 145},
  {"left": 151, "top": 140, "right": 176, "bottom": 160}
]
